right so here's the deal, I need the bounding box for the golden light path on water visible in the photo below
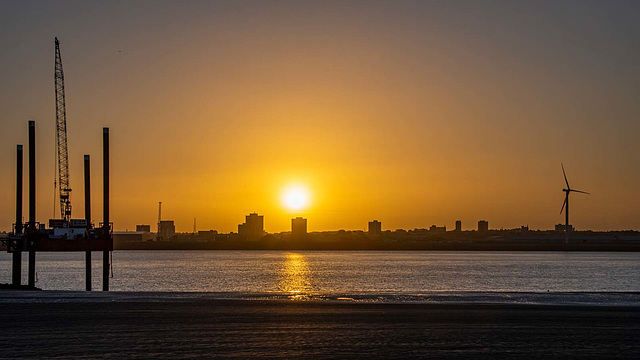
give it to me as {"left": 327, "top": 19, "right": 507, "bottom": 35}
{"left": 277, "top": 253, "right": 314, "bottom": 300}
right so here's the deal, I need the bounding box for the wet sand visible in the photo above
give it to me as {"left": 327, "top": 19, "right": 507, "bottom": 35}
{"left": 0, "top": 293, "right": 639, "bottom": 359}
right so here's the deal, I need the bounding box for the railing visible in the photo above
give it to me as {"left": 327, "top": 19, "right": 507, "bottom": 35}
{"left": 95, "top": 222, "right": 114, "bottom": 239}
{"left": 11, "top": 222, "right": 43, "bottom": 234}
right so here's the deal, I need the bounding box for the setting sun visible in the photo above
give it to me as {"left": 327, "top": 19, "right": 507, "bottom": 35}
{"left": 282, "top": 185, "right": 310, "bottom": 211}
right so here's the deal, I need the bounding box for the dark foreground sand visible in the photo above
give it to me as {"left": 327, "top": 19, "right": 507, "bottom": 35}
{"left": 0, "top": 293, "right": 639, "bottom": 359}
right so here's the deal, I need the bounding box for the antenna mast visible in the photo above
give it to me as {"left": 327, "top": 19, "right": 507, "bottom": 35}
{"left": 157, "top": 202, "right": 162, "bottom": 240}
{"left": 54, "top": 37, "right": 72, "bottom": 221}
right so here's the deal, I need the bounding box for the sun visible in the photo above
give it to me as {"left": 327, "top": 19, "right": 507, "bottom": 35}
{"left": 282, "top": 185, "right": 310, "bottom": 211}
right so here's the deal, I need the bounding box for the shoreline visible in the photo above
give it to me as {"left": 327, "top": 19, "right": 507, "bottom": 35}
{"left": 1, "top": 290, "right": 640, "bottom": 307}
{"left": 111, "top": 243, "right": 640, "bottom": 251}
{"left": 1, "top": 291, "right": 639, "bottom": 358}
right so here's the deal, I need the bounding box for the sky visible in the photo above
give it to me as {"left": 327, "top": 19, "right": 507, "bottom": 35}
{"left": 1, "top": 0, "right": 639, "bottom": 233}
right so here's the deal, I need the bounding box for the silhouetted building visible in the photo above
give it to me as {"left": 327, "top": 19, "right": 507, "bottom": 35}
{"left": 113, "top": 231, "right": 155, "bottom": 247}
{"left": 292, "top": 217, "right": 307, "bottom": 238}
{"left": 455, "top": 220, "right": 462, "bottom": 232}
{"left": 555, "top": 224, "right": 573, "bottom": 233}
{"left": 196, "top": 230, "right": 217, "bottom": 241}
{"left": 368, "top": 220, "right": 382, "bottom": 235}
{"left": 478, "top": 220, "right": 489, "bottom": 233}
{"left": 430, "top": 225, "right": 446, "bottom": 233}
{"left": 136, "top": 224, "right": 151, "bottom": 233}
{"left": 238, "top": 213, "right": 264, "bottom": 241}
{"left": 158, "top": 220, "right": 175, "bottom": 240}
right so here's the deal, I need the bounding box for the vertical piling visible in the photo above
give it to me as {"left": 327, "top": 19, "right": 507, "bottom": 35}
{"left": 13, "top": 145, "right": 23, "bottom": 286}
{"left": 28, "top": 121, "right": 36, "bottom": 288}
{"left": 102, "top": 128, "right": 110, "bottom": 291}
{"left": 84, "top": 155, "right": 91, "bottom": 291}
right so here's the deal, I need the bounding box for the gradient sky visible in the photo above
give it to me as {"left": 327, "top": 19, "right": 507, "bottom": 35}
{"left": 1, "top": 0, "right": 639, "bottom": 233}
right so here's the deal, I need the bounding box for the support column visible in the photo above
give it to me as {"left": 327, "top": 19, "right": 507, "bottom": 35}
{"left": 84, "top": 155, "right": 91, "bottom": 291}
{"left": 27, "top": 121, "right": 36, "bottom": 288}
{"left": 12, "top": 248, "right": 22, "bottom": 287}
{"left": 85, "top": 253, "right": 91, "bottom": 291}
{"left": 565, "top": 196, "right": 570, "bottom": 245}
{"left": 102, "top": 128, "right": 110, "bottom": 291}
{"left": 13, "top": 144, "right": 23, "bottom": 286}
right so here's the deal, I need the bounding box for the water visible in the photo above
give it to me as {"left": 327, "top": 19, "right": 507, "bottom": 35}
{"left": 1, "top": 250, "right": 639, "bottom": 294}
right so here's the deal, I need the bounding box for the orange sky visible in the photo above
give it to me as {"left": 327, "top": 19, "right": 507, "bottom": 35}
{"left": 1, "top": 1, "right": 639, "bottom": 232}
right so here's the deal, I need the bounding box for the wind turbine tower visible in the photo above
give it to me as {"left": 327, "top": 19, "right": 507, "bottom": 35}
{"left": 560, "top": 164, "right": 589, "bottom": 244}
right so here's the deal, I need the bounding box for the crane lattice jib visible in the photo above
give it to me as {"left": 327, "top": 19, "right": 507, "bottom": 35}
{"left": 54, "top": 37, "right": 71, "bottom": 221}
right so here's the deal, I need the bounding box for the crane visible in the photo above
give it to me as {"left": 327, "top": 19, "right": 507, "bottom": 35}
{"left": 54, "top": 37, "right": 72, "bottom": 221}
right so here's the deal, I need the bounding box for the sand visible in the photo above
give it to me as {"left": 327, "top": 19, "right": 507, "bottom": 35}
{"left": 0, "top": 292, "right": 638, "bottom": 359}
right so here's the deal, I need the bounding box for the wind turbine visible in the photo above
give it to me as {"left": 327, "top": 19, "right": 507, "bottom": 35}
{"left": 560, "top": 164, "right": 589, "bottom": 244}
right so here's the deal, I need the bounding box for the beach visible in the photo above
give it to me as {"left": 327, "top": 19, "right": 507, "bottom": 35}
{"left": 0, "top": 292, "right": 639, "bottom": 359}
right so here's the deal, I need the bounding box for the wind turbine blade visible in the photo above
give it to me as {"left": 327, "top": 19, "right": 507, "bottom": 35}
{"left": 561, "top": 163, "right": 570, "bottom": 188}
{"left": 560, "top": 196, "right": 567, "bottom": 214}
{"left": 571, "top": 189, "right": 590, "bottom": 195}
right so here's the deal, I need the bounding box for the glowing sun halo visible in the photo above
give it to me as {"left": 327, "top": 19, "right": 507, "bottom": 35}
{"left": 282, "top": 185, "right": 310, "bottom": 211}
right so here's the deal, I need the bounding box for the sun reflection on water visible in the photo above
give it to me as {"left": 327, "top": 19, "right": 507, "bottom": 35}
{"left": 277, "top": 253, "right": 314, "bottom": 300}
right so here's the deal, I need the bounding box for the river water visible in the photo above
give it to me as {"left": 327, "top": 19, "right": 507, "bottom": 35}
{"left": 0, "top": 250, "right": 638, "bottom": 294}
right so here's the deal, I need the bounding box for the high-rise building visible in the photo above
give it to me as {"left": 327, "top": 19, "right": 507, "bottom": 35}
{"left": 238, "top": 213, "right": 264, "bottom": 241}
{"left": 368, "top": 220, "right": 382, "bottom": 235}
{"left": 478, "top": 220, "right": 489, "bottom": 233}
{"left": 455, "top": 220, "right": 462, "bottom": 232}
{"left": 158, "top": 220, "right": 175, "bottom": 240}
{"left": 429, "top": 225, "right": 446, "bottom": 233}
{"left": 136, "top": 224, "right": 151, "bottom": 233}
{"left": 292, "top": 217, "right": 307, "bottom": 238}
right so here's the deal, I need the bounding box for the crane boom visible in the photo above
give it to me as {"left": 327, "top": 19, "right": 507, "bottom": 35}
{"left": 54, "top": 37, "right": 72, "bottom": 221}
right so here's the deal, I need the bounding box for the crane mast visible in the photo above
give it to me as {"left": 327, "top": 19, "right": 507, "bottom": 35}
{"left": 54, "top": 37, "right": 72, "bottom": 221}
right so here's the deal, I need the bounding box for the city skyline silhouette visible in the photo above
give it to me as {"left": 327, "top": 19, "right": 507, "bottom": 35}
{"left": 1, "top": 1, "right": 639, "bottom": 233}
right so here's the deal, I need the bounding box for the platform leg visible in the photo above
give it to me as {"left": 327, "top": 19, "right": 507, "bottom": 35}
{"left": 102, "top": 251, "right": 109, "bottom": 291}
{"left": 12, "top": 249, "right": 21, "bottom": 286}
{"left": 86, "top": 251, "right": 91, "bottom": 291}
{"left": 28, "top": 250, "right": 35, "bottom": 288}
